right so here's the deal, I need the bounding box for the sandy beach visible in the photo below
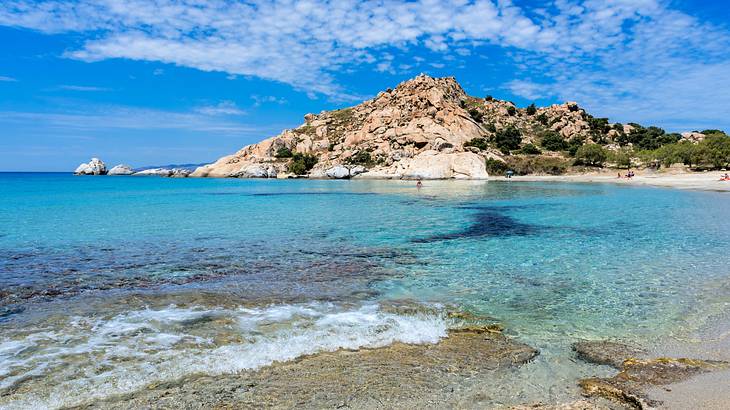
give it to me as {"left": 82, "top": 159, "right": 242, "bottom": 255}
{"left": 507, "top": 170, "right": 730, "bottom": 192}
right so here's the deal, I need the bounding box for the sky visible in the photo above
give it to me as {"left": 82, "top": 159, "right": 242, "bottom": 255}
{"left": 0, "top": 0, "right": 729, "bottom": 171}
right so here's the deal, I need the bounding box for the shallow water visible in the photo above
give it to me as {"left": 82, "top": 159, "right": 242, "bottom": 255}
{"left": 1, "top": 173, "right": 729, "bottom": 408}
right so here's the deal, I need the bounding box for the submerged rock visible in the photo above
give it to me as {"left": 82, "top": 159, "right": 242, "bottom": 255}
{"left": 579, "top": 357, "right": 729, "bottom": 408}
{"left": 74, "top": 158, "right": 107, "bottom": 175}
{"left": 85, "top": 327, "right": 538, "bottom": 409}
{"left": 573, "top": 340, "right": 647, "bottom": 369}
{"left": 107, "top": 164, "right": 134, "bottom": 175}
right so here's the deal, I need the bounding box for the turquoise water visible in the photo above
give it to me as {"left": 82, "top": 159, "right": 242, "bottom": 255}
{"left": 1, "top": 173, "right": 729, "bottom": 408}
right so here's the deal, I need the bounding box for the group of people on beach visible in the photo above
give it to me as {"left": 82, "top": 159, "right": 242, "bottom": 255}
{"left": 720, "top": 173, "right": 730, "bottom": 181}
{"left": 617, "top": 170, "right": 635, "bottom": 179}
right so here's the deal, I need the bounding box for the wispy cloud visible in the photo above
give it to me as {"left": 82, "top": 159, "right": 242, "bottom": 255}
{"left": 251, "top": 95, "right": 287, "bottom": 107}
{"left": 0, "top": 75, "right": 17, "bottom": 82}
{"left": 195, "top": 100, "right": 246, "bottom": 116}
{"left": 58, "top": 84, "right": 110, "bottom": 91}
{"left": 0, "top": 105, "right": 262, "bottom": 134}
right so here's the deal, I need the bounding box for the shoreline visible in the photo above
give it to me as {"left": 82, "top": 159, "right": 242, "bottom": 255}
{"left": 496, "top": 170, "right": 730, "bottom": 192}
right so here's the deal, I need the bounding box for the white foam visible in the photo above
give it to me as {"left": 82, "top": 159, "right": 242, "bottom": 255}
{"left": 0, "top": 302, "right": 448, "bottom": 409}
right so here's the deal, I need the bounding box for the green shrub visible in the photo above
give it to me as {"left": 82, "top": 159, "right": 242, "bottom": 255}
{"left": 485, "top": 123, "right": 497, "bottom": 133}
{"left": 347, "top": 151, "right": 373, "bottom": 165}
{"left": 485, "top": 158, "right": 509, "bottom": 174}
{"left": 505, "top": 156, "right": 570, "bottom": 175}
{"left": 701, "top": 129, "right": 725, "bottom": 135}
{"left": 494, "top": 127, "right": 522, "bottom": 153}
{"left": 536, "top": 113, "right": 549, "bottom": 125}
{"left": 574, "top": 144, "right": 608, "bottom": 166}
{"left": 506, "top": 105, "right": 517, "bottom": 116}
{"left": 464, "top": 137, "right": 489, "bottom": 151}
{"left": 275, "top": 147, "right": 293, "bottom": 158}
{"left": 468, "top": 107, "right": 483, "bottom": 123}
{"left": 518, "top": 143, "right": 541, "bottom": 155}
{"left": 567, "top": 137, "right": 585, "bottom": 157}
{"left": 526, "top": 103, "right": 537, "bottom": 116}
{"left": 616, "top": 124, "right": 681, "bottom": 150}
{"left": 609, "top": 148, "right": 633, "bottom": 169}
{"left": 287, "top": 152, "right": 318, "bottom": 175}
{"left": 540, "top": 131, "right": 568, "bottom": 151}
{"left": 485, "top": 95, "right": 493, "bottom": 101}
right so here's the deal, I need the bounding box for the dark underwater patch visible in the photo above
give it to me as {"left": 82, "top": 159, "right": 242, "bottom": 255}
{"left": 412, "top": 206, "right": 544, "bottom": 243}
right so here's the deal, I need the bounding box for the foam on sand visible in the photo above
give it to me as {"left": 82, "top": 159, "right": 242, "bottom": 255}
{"left": 0, "top": 302, "right": 448, "bottom": 409}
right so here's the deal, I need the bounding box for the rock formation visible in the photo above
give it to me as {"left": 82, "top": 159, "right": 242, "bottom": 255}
{"left": 133, "top": 168, "right": 191, "bottom": 177}
{"left": 192, "top": 74, "right": 629, "bottom": 180}
{"left": 74, "top": 158, "right": 107, "bottom": 175}
{"left": 107, "top": 164, "right": 134, "bottom": 175}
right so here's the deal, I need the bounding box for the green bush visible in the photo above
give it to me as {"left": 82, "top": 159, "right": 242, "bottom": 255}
{"left": 574, "top": 144, "right": 608, "bottom": 167}
{"left": 485, "top": 158, "right": 509, "bottom": 174}
{"left": 464, "top": 137, "right": 489, "bottom": 151}
{"left": 485, "top": 95, "right": 493, "bottom": 101}
{"left": 275, "top": 147, "right": 293, "bottom": 158}
{"left": 609, "top": 148, "right": 633, "bottom": 169}
{"left": 485, "top": 123, "right": 497, "bottom": 133}
{"left": 518, "top": 143, "right": 541, "bottom": 155}
{"left": 347, "top": 151, "right": 373, "bottom": 165}
{"left": 467, "top": 108, "right": 483, "bottom": 123}
{"left": 287, "top": 152, "right": 318, "bottom": 175}
{"left": 616, "top": 124, "right": 681, "bottom": 150}
{"left": 567, "top": 137, "right": 585, "bottom": 157}
{"left": 505, "top": 156, "right": 570, "bottom": 175}
{"left": 494, "top": 127, "right": 522, "bottom": 153}
{"left": 536, "top": 113, "right": 549, "bottom": 125}
{"left": 506, "top": 105, "right": 517, "bottom": 116}
{"left": 526, "top": 103, "right": 537, "bottom": 116}
{"left": 540, "top": 131, "right": 568, "bottom": 151}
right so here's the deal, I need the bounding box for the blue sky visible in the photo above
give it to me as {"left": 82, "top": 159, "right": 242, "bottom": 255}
{"left": 1, "top": 0, "right": 729, "bottom": 171}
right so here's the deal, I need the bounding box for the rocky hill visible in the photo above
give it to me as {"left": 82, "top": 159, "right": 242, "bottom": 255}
{"left": 190, "top": 74, "right": 680, "bottom": 179}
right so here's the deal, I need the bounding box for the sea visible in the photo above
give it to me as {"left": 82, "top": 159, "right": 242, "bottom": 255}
{"left": 1, "top": 173, "right": 729, "bottom": 408}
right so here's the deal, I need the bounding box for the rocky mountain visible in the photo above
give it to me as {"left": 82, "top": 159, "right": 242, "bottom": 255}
{"left": 190, "top": 74, "right": 637, "bottom": 180}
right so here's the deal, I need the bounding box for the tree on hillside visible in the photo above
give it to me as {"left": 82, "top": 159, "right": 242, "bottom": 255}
{"left": 574, "top": 144, "right": 608, "bottom": 166}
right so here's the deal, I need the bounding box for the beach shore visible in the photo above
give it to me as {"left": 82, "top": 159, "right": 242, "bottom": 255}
{"left": 506, "top": 170, "right": 730, "bottom": 192}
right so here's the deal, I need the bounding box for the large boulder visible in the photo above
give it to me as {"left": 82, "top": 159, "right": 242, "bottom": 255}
{"left": 74, "top": 158, "right": 107, "bottom": 175}
{"left": 401, "top": 151, "right": 488, "bottom": 180}
{"left": 325, "top": 165, "right": 351, "bottom": 179}
{"left": 107, "top": 164, "right": 134, "bottom": 175}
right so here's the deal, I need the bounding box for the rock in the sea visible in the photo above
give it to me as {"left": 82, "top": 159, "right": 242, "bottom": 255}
{"left": 169, "top": 168, "right": 191, "bottom": 178}
{"left": 579, "top": 357, "right": 729, "bottom": 408}
{"left": 107, "top": 164, "right": 134, "bottom": 175}
{"left": 85, "top": 326, "right": 538, "bottom": 409}
{"left": 133, "top": 168, "right": 173, "bottom": 177}
{"left": 572, "top": 340, "right": 647, "bottom": 369}
{"left": 74, "top": 158, "right": 107, "bottom": 175}
{"left": 237, "top": 164, "right": 269, "bottom": 178}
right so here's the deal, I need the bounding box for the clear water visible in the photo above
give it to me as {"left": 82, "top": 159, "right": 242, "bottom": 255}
{"left": 1, "top": 173, "right": 729, "bottom": 408}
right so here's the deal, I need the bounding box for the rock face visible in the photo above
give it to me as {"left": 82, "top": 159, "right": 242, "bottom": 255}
{"left": 107, "top": 164, "right": 134, "bottom": 175}
{"left": 74, "top": 158, "right": 107, "bottom": 175}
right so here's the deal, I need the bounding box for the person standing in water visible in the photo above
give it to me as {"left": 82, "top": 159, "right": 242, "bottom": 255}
{"left": 416, "top": 179, "right": 423, "bottom": 189}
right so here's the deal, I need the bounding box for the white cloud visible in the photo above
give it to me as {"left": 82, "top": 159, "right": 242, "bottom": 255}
{"left": 58, "top": 84, "right": 110, "bottom": 91}
{"left": 194, "top": 100, "right": 246, "bottom": 116}
{"left": 0, "top": 105, "right": 262, "bottom": 134}
{"left": 0, "top": 0, "right": 729, "bottom": 129}
{"left": 251, "top": 95, "right": 287, "bottom": 107}
{"left": 152, "top": 68, "right": 164, "bottom": 75}
{"left": 0, "top": 75, "right": 18, "bottom": 82}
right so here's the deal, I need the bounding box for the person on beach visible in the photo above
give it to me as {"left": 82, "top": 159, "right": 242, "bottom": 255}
{"left": 617, "top": 172, "right": 622, "bottom": 178}
{"left": 416, "top": 179, "right": 423, "bottom": 188}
